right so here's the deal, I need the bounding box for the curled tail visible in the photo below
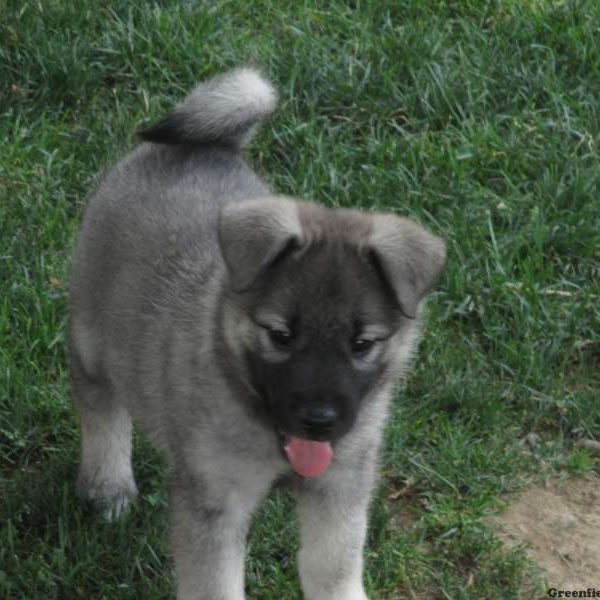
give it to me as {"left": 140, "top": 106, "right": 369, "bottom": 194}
{"left": 138, "top": 68, "right": 278, "bottom": 148}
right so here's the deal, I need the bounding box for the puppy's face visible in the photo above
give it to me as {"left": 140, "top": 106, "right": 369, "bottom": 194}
{"left": 219, "top": 198, "right": 445, "bottom": 474}
{"left": 242, "top": 239, "right": 404, "bottom": 444}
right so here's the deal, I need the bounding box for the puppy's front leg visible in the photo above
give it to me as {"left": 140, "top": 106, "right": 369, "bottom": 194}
{"left": 295, "top": 469, "right": 374, "bottom": 600}
{"left": 168, "top": 471, "right": 265, "bottom": 600}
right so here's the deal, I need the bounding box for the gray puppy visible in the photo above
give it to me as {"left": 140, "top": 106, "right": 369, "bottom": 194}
{"left": 69, "top": 68, "right": 445, "bottom": 600}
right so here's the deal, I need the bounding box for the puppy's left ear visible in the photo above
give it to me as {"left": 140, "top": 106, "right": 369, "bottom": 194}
{"left": 219, "top": 197, "right": 302, "bottom": 292}
{"left": 367, "top": 215, "right": 446, "bottom": 318}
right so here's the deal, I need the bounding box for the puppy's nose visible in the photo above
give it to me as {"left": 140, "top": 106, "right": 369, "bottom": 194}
{"left": 301, "top": 406, "right": 338, "bottom": 429}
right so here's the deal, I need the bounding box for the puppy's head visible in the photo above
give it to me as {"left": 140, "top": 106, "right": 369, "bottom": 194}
{"left": 219, "top": 197, "right": 445, "bottom": 476}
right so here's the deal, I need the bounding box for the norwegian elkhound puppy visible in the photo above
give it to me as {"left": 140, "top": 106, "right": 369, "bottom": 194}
{"left": 69, "top": 67, "right": 445, "bottom": 600}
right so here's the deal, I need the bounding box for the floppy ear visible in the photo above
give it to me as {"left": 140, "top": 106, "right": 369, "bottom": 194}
{"left": 218, "top": 197, "right": 302, "bottom": 292}
{"left": 367, "top": 215, "right": 446, "bottom": 318}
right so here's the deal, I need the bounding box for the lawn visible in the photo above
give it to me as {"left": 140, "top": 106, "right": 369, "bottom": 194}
{"left": 1, "top": 0, "right": 599, "bottom": 598}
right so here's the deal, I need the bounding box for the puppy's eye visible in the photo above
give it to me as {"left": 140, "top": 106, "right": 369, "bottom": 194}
{"left": 350, "top": 338, "right": 376, "bottom": 355}
{"left": 268, "top": 329, "right": 293, "bottom": 347}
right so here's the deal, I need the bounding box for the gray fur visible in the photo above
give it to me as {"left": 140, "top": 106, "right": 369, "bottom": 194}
{"left": 138, "top": 67, "right": 278, "bottom": 147}
{"left": 70, "top": 67, "right": 445, "bottom": 600}
{"left": 219, "top": 196, "right": 302, "bottom": 291}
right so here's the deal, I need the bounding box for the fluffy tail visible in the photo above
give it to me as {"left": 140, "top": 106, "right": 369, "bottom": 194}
{"left": 138, "top": 68, "right": 278, "bottom": 148}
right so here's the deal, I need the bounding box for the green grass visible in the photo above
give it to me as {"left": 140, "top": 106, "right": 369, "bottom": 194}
{"left": 1, "top": 0, "right": 599, "bottom": 598}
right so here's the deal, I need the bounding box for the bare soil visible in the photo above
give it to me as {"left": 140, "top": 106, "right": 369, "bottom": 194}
{"left": 486, "top": 473, "right": 600, "bottom": 590}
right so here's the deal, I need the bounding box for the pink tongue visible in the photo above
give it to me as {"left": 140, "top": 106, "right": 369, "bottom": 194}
{"left": 284, "top": 436, "right": 333, "bottom": 478}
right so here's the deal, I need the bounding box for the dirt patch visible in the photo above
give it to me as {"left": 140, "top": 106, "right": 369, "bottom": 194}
{"left": 486, "top": 474, "right": 600, "bottom": 589}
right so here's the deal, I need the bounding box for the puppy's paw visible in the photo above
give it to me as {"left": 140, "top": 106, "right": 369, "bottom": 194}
{"left": 99, "top": 487, "right": 138, "bottom": 522}
{"left": 77, "top": 477, "right": 138, "bottom": 521}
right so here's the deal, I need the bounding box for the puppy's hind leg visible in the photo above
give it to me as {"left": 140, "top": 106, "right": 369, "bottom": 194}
{"left": 72, "top": 361, "right": 138, "bottom": 520}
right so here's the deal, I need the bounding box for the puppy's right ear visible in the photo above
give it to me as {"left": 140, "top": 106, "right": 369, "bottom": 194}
{"left": 219, "top": 197, "right": 302, "bottom": 292}
{"left": 367, "top": 215, "right": 446, "bottom": 319}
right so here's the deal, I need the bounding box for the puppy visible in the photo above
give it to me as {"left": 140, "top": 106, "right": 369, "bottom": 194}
{"left": 69, "top": 68, "right": 445, "bottom": 600}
